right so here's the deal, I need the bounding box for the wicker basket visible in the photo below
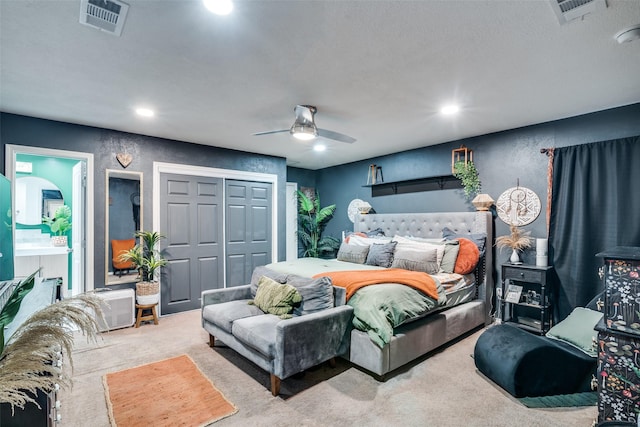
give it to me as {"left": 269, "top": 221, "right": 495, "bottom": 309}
{"left": 136, "top": 282, "right": 160, "bottom": 305}
{"left": 136, "top": 281, "right": 159, "bottom": 296}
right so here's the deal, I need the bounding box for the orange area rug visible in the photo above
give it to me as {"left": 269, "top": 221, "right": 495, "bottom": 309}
{"left": 103, "top": 354, "right": 237, "bottom": 427}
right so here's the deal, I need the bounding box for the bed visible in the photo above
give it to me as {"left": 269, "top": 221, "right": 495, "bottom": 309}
{"left": 266, "top": 211, "right": 493, "bottom": 378}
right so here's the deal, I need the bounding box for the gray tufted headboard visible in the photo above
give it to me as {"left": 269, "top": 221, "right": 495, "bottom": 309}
{"left": 354, "top": 211, "right": 494, "bottom": 323}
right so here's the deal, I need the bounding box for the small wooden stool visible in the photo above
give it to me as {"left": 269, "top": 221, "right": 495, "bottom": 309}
{"left": 135, "top": 303, "right": 159, "bottom": 328}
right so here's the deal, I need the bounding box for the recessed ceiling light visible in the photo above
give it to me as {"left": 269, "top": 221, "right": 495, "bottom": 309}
{"left": 313, "top": 143, "right": 326, "bottom": 152}
{"left": 440, "top": 105, "right": 460, "bottom": 115}
{"left": 203, "top": 0, "right": 233, "bottom": 15}
{"left": 135, "top": 108, "right": 154, "bottom": 117}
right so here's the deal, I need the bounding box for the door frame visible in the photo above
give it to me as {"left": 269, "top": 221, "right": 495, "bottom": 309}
{"left": 286, "top": 182, "right": 298, "bottom": 261}
{"left": 5, "top": 144, "right": 95, "bottom": 294}
{"left": 153, "top": 162, "right": 278, "bottom": 303}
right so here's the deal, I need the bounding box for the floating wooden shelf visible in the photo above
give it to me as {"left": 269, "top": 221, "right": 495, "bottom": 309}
{"left": 363, "top": 175, "right": 461, "bottom": 197}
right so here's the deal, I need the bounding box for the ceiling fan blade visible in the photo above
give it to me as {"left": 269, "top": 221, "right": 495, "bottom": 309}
{"left": 252, "top": 129, "right": 290, "bottom": 136}
{"left": 317, "top": 128, "right": 356, "bottom": 144}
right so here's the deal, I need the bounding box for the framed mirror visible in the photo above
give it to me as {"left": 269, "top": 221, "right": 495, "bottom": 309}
{"left": 105, "top": 170, "right": 142, "bottom": 286}
{"left": 15, "top": 176, "right": 64, "bottom": 225}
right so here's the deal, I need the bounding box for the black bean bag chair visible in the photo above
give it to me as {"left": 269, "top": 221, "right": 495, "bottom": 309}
{"left": 474, "top": 323, "right": 596, "bottom": 397}
{"left": 474, "top": 295, "right": 602, "bottom": 398}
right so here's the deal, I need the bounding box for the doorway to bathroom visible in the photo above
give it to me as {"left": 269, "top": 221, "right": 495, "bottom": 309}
{"left": 5, "top": 145, "right": 94, "bottom": 296}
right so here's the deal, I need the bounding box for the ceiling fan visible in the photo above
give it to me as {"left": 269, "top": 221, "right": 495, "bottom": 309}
{"left": 253, "top": 105, "right": 356, "bottom": 144}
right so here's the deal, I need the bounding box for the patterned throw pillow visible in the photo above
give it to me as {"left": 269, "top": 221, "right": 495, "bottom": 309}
{"left": 365, "top": 241, "right": 397, "bottom": 268}
{"left": 249, "top": 276, "right": 302, "bottom": 319}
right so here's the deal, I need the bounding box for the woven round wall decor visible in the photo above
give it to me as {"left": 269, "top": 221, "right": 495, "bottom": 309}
{"left": 496, "top": 186, "right": 541, "bottom": 226}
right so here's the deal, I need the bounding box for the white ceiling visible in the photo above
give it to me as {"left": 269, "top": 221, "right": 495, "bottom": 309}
{"left": 1, "top": 0, "right": 639, "bottom": 170}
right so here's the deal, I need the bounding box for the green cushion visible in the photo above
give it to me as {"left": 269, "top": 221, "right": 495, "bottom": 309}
{"left": 546, "top": 307, "right": 603, "bottom": 357}
{"left": 249, "top": 276, "right": 302, "bottom": 319}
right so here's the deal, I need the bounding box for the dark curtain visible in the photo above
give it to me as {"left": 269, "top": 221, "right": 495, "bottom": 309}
{"left": 549, "top": 136, "right": 640, "bottom": 321}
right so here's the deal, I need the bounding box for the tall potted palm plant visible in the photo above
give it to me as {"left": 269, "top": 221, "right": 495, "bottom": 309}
{"left": 296, "top": 190, "right": 340, "bottom": 258}
{"left": 119, "top": 230, "right": 167, "bottom": 305}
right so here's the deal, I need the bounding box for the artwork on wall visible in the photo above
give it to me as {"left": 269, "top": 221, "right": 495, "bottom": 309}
{"left": 116, "top": 153, "right": 133, "bottom": 168}
{"left": 496, "top": 185, "right": 541, "bottom": 226}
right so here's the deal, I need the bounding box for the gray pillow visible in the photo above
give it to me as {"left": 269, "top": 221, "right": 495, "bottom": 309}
{"left": 285, "top": 274, "right": 334, "bottom": 316}
{"left": 366, "top": 241, "right": 397, "bottom": 268}
{"left": 337, "top": 242, "right": 370, "bottom": 264}
{"left": 442, "top": 227, "right": 487, "bottom": 257}
{"left": 439, "top": 241, "right": 461, "bottom": 274}
{"left": 391, "top": 247, "right": 439, "bottom": 274}
{"left": 250, "top": 266, "right": 288, "bottom": 298}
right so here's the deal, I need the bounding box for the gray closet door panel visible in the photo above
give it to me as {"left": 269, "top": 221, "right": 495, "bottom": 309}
{"left": 166, "top": 203, "right": 190, "bottom": 246}
{"left": 225, "top": 180, "right": 272, "bottom": 287}
{"left": 251, "top": 205, "right": 268, "bottom": 242}
{"left": 160, "top": 173, "right": 223, "bottom": 314}
{"left": 197, "top": 204, "right": 219, "bottom": 245}
{"left": 166, "top": 258, "right": 190, "bottom": 302}
{"left": 226, "top": 204, "right": 246, "bottom": 243}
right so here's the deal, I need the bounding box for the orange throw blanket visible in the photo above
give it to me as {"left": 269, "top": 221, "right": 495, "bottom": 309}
{"left": 313, "top": 269, "right": 439, "bottom": 301}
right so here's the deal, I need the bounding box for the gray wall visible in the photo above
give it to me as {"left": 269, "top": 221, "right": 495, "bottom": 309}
{"left": 292, "top": 103, "right": 640, "bottom": 284}
{"left": 1, "top": 113, "right": 288, "bottom": 289}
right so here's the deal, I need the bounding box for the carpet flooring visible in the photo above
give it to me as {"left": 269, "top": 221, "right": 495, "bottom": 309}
{"left": 60, "top": 309, "right": 597, "bottom": 426}
{"left": 103, "top": 354, "right": 237, "bottom": 426}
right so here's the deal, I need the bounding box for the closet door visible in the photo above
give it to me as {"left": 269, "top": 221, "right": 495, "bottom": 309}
{"left": 225, "top": 180, "right": 272, "bottom": 287}
{"left": 160, "top": 173, "right": 223, "bottom": 314}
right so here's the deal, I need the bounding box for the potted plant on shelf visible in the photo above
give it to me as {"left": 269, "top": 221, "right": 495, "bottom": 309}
{"left": 296, "top": 190, "right": 341, "bottom": 258}
{"left": 495, "top": 224, "right": 533, "bottom": 264}
{"left": 453, "top": 160, "right": 481, "bottom": 199}
{"left": 42, "top": 205, "right": 72, "bottom": 247}
{"left": 118, "top": 230, "right": 167, "bottom": 305}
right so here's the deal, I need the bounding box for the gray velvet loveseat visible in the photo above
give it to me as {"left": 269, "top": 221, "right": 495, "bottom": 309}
{"left": 201, "top": 267, "right": 353, "bottom": 396}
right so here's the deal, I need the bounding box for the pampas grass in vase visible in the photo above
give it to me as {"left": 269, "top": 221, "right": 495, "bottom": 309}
{"left": 496, "top": 224, "right": 533, "bottom": 264}
{"left": 0, "top": 273, "right": 103, "bottom": 412}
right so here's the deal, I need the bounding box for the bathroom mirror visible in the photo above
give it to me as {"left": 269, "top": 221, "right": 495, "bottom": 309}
{"left": 105, "top": 170, "right": 142, "bottom": 286}
{"left": 15, "top": 176, "right": 64, "bottom": 225}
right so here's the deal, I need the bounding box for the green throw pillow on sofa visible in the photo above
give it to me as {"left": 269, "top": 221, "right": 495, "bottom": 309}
{"left": 545, "top": 307, "right": 603, "bottom": 357}
{"left": 249, "top": 276, "right": 302, "bottom": 319}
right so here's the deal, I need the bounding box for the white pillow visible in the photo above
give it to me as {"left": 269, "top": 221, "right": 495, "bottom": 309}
{"left": 348, "top": 235, "right": 392, "bottom": 247}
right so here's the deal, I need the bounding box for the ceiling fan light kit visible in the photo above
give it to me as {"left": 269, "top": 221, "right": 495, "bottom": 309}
{"left": 254, "top": 105, "right": 356, "bottom": 144}
{"left": 291, "top": 123, "right": 317, "bottom": 140}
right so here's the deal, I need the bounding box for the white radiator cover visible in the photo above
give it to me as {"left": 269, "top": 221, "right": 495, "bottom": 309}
{"left": 96, "top": 288, "right": 135, "bottom": 332}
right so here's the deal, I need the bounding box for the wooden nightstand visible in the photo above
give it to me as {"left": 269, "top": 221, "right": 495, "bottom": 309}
{"left": 499, "top": 263, "right": 555, "bottom": 335}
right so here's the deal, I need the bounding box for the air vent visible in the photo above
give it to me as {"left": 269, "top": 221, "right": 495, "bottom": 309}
{"left": 79, "top": 0, "right": 129, "bottom": 36}
{"left": 550, "top": 0, "right": 607, "bottom": 25}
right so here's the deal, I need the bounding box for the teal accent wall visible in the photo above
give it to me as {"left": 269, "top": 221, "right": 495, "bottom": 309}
{"left": 15, "top": 154, "right": 80, "bottom": 290}
{"left": 15, "top": 154, "right": 79, "bottom": 234}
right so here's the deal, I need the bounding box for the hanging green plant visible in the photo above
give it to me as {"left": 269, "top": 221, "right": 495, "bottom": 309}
{"left": 453, "top": 160, "right": 481, "bottom": 199}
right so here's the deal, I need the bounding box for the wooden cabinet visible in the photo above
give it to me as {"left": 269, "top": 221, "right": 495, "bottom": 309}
{"left": 499, "top": 263, "right": 555, "bottom": 335}
{"left": 595, "top": 246, "right": 640, "bottom": 424}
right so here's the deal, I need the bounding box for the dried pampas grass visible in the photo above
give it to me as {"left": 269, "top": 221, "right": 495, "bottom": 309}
{"left": 496, "top": 224, "right": 533, "bottom": 251}
{"left": 0, "top": 293, "right": 103, "bottom": 411}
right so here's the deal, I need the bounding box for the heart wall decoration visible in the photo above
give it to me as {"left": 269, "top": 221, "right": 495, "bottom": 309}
{"left": 116, "top": 153, "right": 133, "bottom": 168}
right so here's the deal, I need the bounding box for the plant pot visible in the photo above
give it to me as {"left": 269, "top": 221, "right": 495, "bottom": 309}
{"left": 51, "top": 235, "right": 68, "bottom": 247}
{"left": 136, "top": 281, "right": 160, "bottom": 305}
